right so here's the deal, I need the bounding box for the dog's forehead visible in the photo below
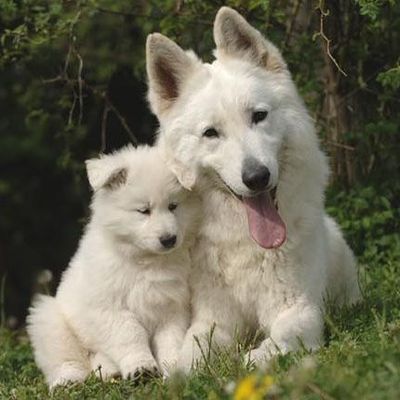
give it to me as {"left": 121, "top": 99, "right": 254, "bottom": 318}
{"left": 210, "top": 62, "right": 252, "bottom": 93}
{"left": 125, "top": 165, "right": 183, "bottom": 202}
{"left": 190, "top": 61, "right": 268, "bottom": 110}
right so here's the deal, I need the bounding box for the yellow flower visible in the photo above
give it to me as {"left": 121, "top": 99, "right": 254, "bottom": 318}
{"left": 234, "top": 374, "right": 274, "bottom": 400}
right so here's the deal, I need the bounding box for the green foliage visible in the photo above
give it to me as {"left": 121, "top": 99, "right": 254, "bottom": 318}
{"left": 0, "top": 1, "right": 78, "bottom": 65}
{"left": 327, "top": 184, "right": 400, "bottom": 265}
{"left": 377, "top": 65, "right": 400, "bottom": 91}
{"left": 355, "top": 0, "right": 383, "bottom": 20}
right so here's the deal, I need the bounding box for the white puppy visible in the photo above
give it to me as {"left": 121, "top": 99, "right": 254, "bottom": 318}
{"left": 27, "top": 145, "right": 200, "bottom": 388}
{"left": 146, "top": 7, "right": 361, "bottom": 371}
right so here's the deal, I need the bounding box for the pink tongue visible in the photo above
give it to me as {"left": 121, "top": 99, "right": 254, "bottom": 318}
{"left": 243, "top": 192, "right": 286, "bottom": 249}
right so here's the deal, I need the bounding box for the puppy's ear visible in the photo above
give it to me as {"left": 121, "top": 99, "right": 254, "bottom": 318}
{"left": 86, "top": 158, "right": 127, "bottom": 191}
{"left": 146, "top": 33, "right": 200, "bottom": 118}
{"left": 169, "top": 160, "right": 197, "bottom": 191}
{"left": 213, "top": 7, "right": 286, "bottom": 73}
{"left": 158, "top": 136, "right": 198, "bottom": 191}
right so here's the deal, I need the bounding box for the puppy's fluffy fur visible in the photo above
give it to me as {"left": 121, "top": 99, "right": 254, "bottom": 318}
{"left": 146, "top": 7, "right": 361, "bottom": 371}
{"left": 27, "top": 145, "right": 200, "bottom": 387}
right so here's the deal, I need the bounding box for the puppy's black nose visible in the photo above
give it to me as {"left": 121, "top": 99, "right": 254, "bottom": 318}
{"left": 159, "top": 234, "right": 177, "bottom": 249}
{"left": 242, "top": 159, "right": 270, "bottom": 191}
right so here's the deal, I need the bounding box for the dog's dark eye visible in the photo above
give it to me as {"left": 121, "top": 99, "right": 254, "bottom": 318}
{"left": 168, "top": 202, "right": 178, "bottom": 212}
{"left": 137, "top": 207, "right": 151, "bottom": 215}
{"left": 252, "top": 110, "right": 268, "bottom": 124}
{"left": 203, "top": 128, "right": 219, "bottom": 138}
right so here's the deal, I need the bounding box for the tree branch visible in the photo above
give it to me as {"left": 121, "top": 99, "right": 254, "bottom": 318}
{"left": 42, "top": 75, "right": 138, "bottom": 146}
{"left": 314, "top": 0, "right": 347, "bottom": 77}
{"left": 284, "top": 0, "right": 303, "bottom": 48}
{"left": 101, "top": 103, "right": 110, "bottom": 153}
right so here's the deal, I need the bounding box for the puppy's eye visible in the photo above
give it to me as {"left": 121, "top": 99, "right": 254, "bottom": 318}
{"left": 168, "top": 202, "right": 178, "bottom": 212}
{"left": 137, "top": 208, "right": 151, "bottom": 215}
{"left": 252, "top": 110, "right": 268, "bottom": 124}
{"left": 202, "top": 128, "right": 219, "bottom": 138}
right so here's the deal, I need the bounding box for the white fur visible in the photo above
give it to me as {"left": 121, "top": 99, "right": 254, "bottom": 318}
{"left": 146, "top": 7, "right": 361, "bottom": 371}
{"left": 27, "top": 145, "right": 200, "bottom": 387}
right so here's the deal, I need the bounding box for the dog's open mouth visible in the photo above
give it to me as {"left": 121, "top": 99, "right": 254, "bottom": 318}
{"left": 228, "top": 187, "right": 278, "bottom": 206}
{"left": 242, "top": 188, "right": 286, "bottom": 249}
{"left": 222, "top": 181, "right": 286, "bottom": 249}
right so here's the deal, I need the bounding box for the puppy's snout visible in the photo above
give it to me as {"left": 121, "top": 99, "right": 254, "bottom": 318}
{"left": 159, "top": 234, "right": 177, "bottom": 249}
{"left": 242, "top": 159, "right": 270, "bottom": 191}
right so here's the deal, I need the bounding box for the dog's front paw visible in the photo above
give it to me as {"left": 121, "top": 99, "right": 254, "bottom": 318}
{"left": 91, "top": 352, "right": 120, "bottom": 380}
{"left": 246, "top": 338, "right": 281, "bottom": 367}
{"left": 177, "top": 349, "right": 196, "bottom": 375}
{"left": 50, "top": 361, "right": 88, "bottom": 389}
{"left": 177, "top": 338, "right": 207, "bottom": 374}
{"left": 131, "top": 365, "right": 161, "bottom": 383}
{"left": 120, "top": 357, "right": 160, "bottom": 382}
{"left": 158, "top": 358, "right": 179, "bottom": 378}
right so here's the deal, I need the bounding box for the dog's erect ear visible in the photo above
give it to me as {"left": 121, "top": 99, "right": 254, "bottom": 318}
{"left": 86, "top": 158, "right": 127, "bottom": 191}
{"left": 146, "top": 33, "right": 200, "bottom": 117}
{"left": 213, "top": 7, "right": 286, "bottom": 73}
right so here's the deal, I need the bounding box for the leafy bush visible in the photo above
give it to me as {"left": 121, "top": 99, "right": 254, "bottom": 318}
{"left": 327, "top": 184, "right": 400, "bottom": 265}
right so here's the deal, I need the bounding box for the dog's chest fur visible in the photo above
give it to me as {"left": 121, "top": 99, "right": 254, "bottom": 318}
{"left": 60, "top": 243, "right": 191, "bottom": 336}
{"left": 124, "top": 254, "right": 190, "bottom": 328}
{"left": 194, "top": 189, "right": 296, "bottom": 323}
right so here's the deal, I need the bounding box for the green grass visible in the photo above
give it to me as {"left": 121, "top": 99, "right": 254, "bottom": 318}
{"left": 1, "top": 258, "right": 399, "bottom": 399}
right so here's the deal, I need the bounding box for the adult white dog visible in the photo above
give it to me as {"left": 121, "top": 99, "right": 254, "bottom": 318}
{"left": 146, "top": 7, "right": 361, "bottom": 371}
{"left": 27, "top": 145, "right": 200, "bottom": 387}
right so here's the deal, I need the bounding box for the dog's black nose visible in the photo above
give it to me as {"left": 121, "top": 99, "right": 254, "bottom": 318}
{"left": 159, "top": 234, "right": 177, "bottom": 249}
{"left": 242, "top": 159, "right": 270, "bottom": 191}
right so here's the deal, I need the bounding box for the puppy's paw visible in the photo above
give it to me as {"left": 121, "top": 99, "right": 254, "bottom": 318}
{"left": 246, "top": 338, "right": 281, "bottom": 367}
{"left": 91, "top": 352, "right": 120, "bottom": 380}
